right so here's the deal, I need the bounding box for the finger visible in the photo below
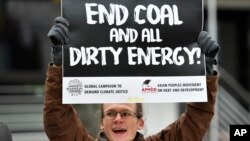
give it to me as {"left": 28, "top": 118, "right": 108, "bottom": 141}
{"left": 47, "top": 26, "right": 61, "bottom": 44}
{"left": 200, "top": 35, "right": 212, "bottom": 53}
{"left": 55, "top": 17, "right": 69, "bottom": 27}
{"left": 206, "top": 40, "right": 216, "bottom": 53}
{"left": 207, "top": 42, "right": 220, "bottom": 58}
{"left": 54, "top": 23, "right": 69, "bottom": 39}
{"left": 198, "top": 31, "right": 208, "bottom": 43}
{"left": 49, "top": 23, "right": 69, "bottom": 44}
{"left": 54, "top": 28, "right": 67, "bottom": 44}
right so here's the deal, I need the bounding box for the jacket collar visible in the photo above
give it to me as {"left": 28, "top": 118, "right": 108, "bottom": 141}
{"left": 97, "top": 131, "right": 144, "bottom": 141}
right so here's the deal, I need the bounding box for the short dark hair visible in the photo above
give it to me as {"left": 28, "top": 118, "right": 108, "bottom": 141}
{"left": 100, "top": 103, "right": 143, "bottom": 119}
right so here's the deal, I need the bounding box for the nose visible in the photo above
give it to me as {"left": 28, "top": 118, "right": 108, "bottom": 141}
{"left": 113, "top": 113, "right": 123, "bottom": 123}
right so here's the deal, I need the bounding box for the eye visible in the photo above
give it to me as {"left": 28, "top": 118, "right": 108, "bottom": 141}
{"left": 105, "top": 111, "right": 117, "bottom": 117}
{"left": 121, "top": 111, "right": 132, "bottom": 117}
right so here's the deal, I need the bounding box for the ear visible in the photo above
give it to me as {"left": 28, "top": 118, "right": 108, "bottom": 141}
{"left": 137, "top": 119, "right": 144, "bottom": 130}
{"left": 99, "top": 120, "right": 104, "bottom": 130}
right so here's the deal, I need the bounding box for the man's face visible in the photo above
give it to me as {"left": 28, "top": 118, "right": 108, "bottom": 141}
{"left": 100, "top": 103, "right": 144, "bottom": 141}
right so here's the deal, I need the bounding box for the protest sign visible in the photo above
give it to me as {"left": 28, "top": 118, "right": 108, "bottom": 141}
{"left": 62, "top": 0, "right": 207, "bottom": 103}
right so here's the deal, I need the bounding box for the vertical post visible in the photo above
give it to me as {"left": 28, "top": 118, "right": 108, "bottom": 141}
{"left": 207, "top": 0, "right": 219, "bottom": 141}
{"left": 208, "top": 0, "right": 218, "bottom": 40}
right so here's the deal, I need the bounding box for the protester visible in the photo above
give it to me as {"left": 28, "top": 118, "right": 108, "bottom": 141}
{"left": 43, "top": 17, "right": 219, "bottom": 141}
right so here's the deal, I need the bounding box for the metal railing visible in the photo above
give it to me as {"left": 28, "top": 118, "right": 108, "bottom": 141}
{"left": 0, "top": 85, "right": 44, "bottom": 133}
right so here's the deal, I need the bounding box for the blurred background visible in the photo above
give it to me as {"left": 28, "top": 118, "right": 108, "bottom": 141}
{"left": 0, "top": 0, "right": 250, "bottom": 141}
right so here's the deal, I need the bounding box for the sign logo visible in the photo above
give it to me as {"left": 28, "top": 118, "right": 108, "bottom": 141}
{"left": 141, "top": 79, "right": 157, "bottom": 93}
{"left": 230, "top": 125, "right": 250, "bottom": 141}
{"left": 67, "top": 79, "right": 83, "bottom": 96}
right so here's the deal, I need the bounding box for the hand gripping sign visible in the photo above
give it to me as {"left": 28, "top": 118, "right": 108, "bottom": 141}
{"left": 61, "top": 0, "right": 206, "bottom": 104}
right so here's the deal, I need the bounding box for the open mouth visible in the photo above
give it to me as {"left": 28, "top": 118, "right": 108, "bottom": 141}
{"left": 112, "top": 128, "right": 127, "bottom": 134}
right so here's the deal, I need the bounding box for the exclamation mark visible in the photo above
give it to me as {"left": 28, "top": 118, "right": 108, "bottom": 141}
{"left": 196, "top": 48, "right": 201, "bottom": 64}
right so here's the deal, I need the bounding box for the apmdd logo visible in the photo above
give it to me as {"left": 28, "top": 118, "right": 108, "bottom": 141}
{"left": 141, "top": 79, "right": 157, "bottom": 93}
{"left": 67, "top": 79, "right": 83, "bottom": 96}
{"left": 230, "top": 125, "right": 250, "bottom": 141}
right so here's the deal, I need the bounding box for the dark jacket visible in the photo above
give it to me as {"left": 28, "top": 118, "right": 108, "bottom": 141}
{"left": 43, "top": 65, "right": 218, "bottom": 141}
